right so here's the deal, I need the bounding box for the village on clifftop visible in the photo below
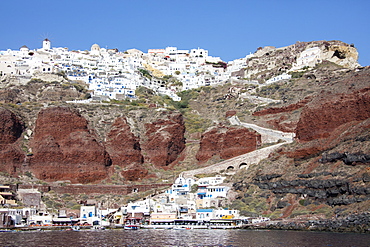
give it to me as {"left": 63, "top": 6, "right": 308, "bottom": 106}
{"left": 0, "top": 39, "right": 307, "bottom": 103}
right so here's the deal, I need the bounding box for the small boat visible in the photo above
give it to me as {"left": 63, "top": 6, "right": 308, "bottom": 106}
{"left": 92, "top": 225, "right": 105, "bottom": 230}
{"left": 124, "top": 225, "right": 138, "bottom": 230}
{"left": 173, "top": 226, "right": 191, "bottom": 230}
{"left": 67, "top": 225, "right": 80, "bottom": 231}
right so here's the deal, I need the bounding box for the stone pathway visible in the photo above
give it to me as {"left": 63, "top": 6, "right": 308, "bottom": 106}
{"left": 182, "top": 117, "right": 295, "bottom": 178}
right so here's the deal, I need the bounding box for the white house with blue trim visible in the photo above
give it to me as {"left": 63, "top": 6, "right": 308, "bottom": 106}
{"left": 196, "top": 209, "right": 214, "bottom": 221}
{"left": 165, "top": 175, "right": 195, "bottom": 199}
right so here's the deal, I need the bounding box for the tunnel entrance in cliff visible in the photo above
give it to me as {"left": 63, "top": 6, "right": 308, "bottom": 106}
{"left": 239, "top": 163, "right": 248, "bottom": 169}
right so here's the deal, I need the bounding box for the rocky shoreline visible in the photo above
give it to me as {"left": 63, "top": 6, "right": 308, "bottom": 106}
{"left": 245, "top": 212, "right": 370, "bottom": 233}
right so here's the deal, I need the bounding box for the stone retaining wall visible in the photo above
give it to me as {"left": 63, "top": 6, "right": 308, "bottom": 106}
{"left": 183, "top": 142, "right": 287, "bottom": 178}
{"left": 17, "top": 183, "right": 171, "bottom": 195}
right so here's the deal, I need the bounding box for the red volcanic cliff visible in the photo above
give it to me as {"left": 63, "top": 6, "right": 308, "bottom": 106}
{"left": 142, "top": 113, "right": 186, "bottom": 167}
{"left": 253, "top": 96, "right": 313, "bottom": 116}
{"left": 0, "top": 107, "right": 25, "bottom": 174}
{"left": 196, "top": 125, "right": 261, "bottom": 162}
{"left": 120, "top": 168, "right": 148, "bottom": 181}
{"left": 0, "top": 107, "right": 24, "bottom": 144}
{"left": 295, "top": 88, "right": 370, "bottom": 142}
{"left": 29, "top": 107, "right": 112, "bottom": 183}
{"left": 252, "top": 96, "right": 313, "bottom": 133}
{"left": 105, "top": 117, "right": 146, "bottom": 181}
{"left": 105, "top": 117, "right": 143, "bottom": 167}
{"left": 264, "top": 68, "right": 370, "bottom": 160}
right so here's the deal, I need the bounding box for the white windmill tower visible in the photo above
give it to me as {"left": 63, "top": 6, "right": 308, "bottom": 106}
{"left": 42, "top": 38, "right": 51, "bottom": 50}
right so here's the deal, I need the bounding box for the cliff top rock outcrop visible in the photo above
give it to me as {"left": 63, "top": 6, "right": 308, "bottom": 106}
{"left": 234, "top": 40, "right": 360, "bottom": 82}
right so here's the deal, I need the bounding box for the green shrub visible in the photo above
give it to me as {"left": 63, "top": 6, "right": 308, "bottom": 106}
{"left": 24, "top": 171, "right": 33, "bottom": 178}
{"left": 289, "top": 71, "right": 305, "bottom": 78}
{"left": 184, "top": 112, "right": 212, "bottom": 133}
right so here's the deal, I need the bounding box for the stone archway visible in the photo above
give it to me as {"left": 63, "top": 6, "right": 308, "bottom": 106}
{"left": 226, "top": 166, "right": 235, "bottom": 171}
{"left": 239, "top": 162, "right": 248, "bottom": 169}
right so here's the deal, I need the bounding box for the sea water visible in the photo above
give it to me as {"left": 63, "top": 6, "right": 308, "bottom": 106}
{"left": 0, "top": 229, "right": 369, "bottom": 246}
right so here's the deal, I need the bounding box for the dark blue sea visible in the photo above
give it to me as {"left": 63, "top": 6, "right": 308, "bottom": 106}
{"left": 0, "top": 229, "right": 369, "bottom": 246}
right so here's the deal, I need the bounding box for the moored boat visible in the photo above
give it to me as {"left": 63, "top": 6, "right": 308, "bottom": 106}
{"left": 124, "top": 225, "right": 138, "bottom": 230}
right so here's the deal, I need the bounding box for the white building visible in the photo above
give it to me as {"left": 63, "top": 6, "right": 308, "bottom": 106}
{"left": 205, "top": 185, "right": 229, "bottom": 198}
{"left": 189, "top": 48, "right": 208, "bottom": 58}
{"left": 197, "top": 175, "right": 226, "bottom": 186}
{"left": 42, "top": 38, "right": 51, "bottom": 51}
{"left": 80, "top": 205, "right": 101, "bottom": 225}
{"left": 292, "top": 46, "right": 321, "bottom": 70}
{"left": 213, "top": 209, "right": 239, "bottom": 219}
{"left": 1, "top": 40, "right": 234, "bottom": 101}
{"left": 123, "top": 200, "right": 151, "bottom": 217}
{"left": 90, "top": 44, "right": 101, "bottom": 56}
{"left": 196, "top": 209, "right": 214, "bottom": 221}
{"left": 265, "top": 73, "right": 291, "bottom": 84}
{"left": 29, "top": 211, "right": 53, "bottom": 225}
{"left": 165, "top": 175, "right": 196, "bottom": 199}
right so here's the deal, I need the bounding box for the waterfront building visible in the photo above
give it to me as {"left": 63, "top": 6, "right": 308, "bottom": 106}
{"left": 80, "top": 205, "right": 101, "bottom": 225}
{"left": 0, "top": 209, "right": 15, "bottom": 228}
{"left": 29, "top": 211, "right": 53, "bottom": 225}
{"left": 149, "top": 212, "right": 177, "bottom": 225}
{"left": 196, "top": 209, "right": 214, "bottom": 221}
{"left": 214, "top": 209, "right": 240, "bottom": 219}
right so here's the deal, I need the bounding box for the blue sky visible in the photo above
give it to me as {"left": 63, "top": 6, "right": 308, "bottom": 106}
{"left": 1, "top": 0, "right": 369, "bottom": 65}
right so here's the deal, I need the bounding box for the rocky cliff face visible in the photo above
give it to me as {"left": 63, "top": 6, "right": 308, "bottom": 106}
{"left": 231, "top": 67, "right": 370, "bottom": 219}
{"left": 142, "top": 113, "right": 186, "bottom": 167}
{"left": 105, "top": 117, "right": 143, "bottom": 167}
{"left": 296, "top": 88, "right": 370, "bottom": 142}
{"left": 233, "top": 40, "right": 359, "bottom": 82}
{"left": 0, "top": 77, "right": 84, "bottom": 104}
{"left": 196, "top": 125, "right": 261, "bottom": 163}
{"left": 0, "top": 40, "right": 367, "bottom": 222}
{"left": 0, "top": 107, "right": 25, "bottom": 175}
{"left": 105, "top": 117, "right": 146, "bottom": 181}
{"left": 0, "top": 107, "right": 24, "bottom": 145}
{"left": 29, "top": 106, "right": 112, "bottom": 183}
{"left": 0, "top": 105, "right": 189, "bottom": 183}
